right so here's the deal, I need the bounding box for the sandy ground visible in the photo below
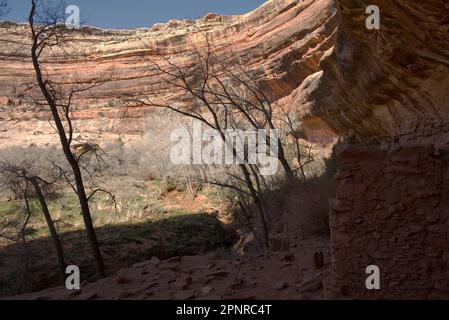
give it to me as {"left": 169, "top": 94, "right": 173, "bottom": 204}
{"left": 8, "top": 235, "right": 330, "bottom": 300}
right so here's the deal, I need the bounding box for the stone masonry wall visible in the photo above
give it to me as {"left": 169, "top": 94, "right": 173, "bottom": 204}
{"left": 327, "top": 144, "right": 449, "bottom": 299}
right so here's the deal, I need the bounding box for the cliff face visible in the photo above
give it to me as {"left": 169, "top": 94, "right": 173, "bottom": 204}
{"left": 0, "top": 0, "right": 448, "bottom": 148}
{"left": 304, "top": 0, "right": 449, "bottom": 142}
{"left": 0, "top": 0, "right": 339, "bottom": 148}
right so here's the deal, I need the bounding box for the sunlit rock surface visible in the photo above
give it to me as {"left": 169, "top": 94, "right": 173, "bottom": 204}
{"left": 0, "top": 0, "right": 448, "bottom": 147}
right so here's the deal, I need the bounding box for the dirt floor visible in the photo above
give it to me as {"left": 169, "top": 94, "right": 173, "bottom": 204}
{"left": 7, "top": 234, "right": 330, "bottom": 300}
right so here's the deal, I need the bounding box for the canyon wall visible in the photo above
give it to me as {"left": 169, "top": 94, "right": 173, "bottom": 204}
{"left": 307, "top": 0, "right": 449, "bottom": 141}
{"left": 0, "top": 0, "right": 339, "bottom": 148}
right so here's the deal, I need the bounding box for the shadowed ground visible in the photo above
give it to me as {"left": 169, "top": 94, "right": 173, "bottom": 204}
{"left": 0, "top": 213, "right": 234, "bottom": 297}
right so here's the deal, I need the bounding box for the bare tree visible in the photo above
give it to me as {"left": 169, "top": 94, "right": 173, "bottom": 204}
{"left": 0, "top": 160, "right": 67, "bottom": 285}
{"left": 278, "top": 105, "right": 315, "bottom": 184}
{"left": 28, "top": 0, "right": 105, "bottom": 277}
{"left": 209, "top": 54, "right": 296, "bottom": 182}
{"left": 135, "top": 37, "right": 277, "bottom": 248}
{"left": 0, "top": 174, "right": 32, "bottom": 294}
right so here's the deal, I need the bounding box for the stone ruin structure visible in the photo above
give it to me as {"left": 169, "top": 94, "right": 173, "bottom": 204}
{"left": 326, "top": 143, "right": 449, "bottom": 299}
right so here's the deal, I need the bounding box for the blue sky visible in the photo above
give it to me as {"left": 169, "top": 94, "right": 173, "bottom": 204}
{"left": 2, "top": 0, "right": 267, "bottom": 29}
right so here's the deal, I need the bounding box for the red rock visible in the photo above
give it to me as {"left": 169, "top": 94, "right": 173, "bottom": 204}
{"left": 200, "top": 286, "right": 213, "bottom": 295}
{"left": 174, "top": 277, "right": 192, "bottom": 290}
{"left": 173, "top": 290, "right": 196, "bottom": 300}
{"left": 82, "top": 293, "right": 98, "bottom": 300}
{"left": 206, "top": 271, "right": 229, "bottom": 278}
{"left": 145, "top": 281, "right": 159, "bottom": 290}
{"left": 69, "top": 289, "right": 82, "bottom": 296}
{"left": 0, "top": 96, "right": 12, "bottom": 106}
{"left": 299, "top": 280, "right": 322, "bottom": 293}
{"left": 118, "top": 291, "right": 133, "bottom": 299}
{"left": 274, "top": 281, "right": 289, "bottom": 291}
{"left": 150, "top": 257, "right": 161, "bottom": 266}
{"left": 133, "top": 261, "right": 150, "bottom": 269}
{"left": 160, "top": 263, "right": 180, "bottom": 272}
{"left": 223, "top": 295, "right": 256, "bottom": 301}
{"left": 282, "top": 253, "right": 295, "bottom": 262}
{"left": 115, "top": 273, "right": 129, "bottom": 284}
{"left": 168, "top": 256, "right": 182, "bottom": 263}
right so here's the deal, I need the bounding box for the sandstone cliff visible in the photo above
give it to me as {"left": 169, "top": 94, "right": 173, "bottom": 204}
{"left": 307, "top": 0, "right": 449, "bottom": 142}
{"left": 0, "top": 0, "right": 448, "bottom": 148}
{"left": 0, "top": 0, "right": 338, "bottom": 148}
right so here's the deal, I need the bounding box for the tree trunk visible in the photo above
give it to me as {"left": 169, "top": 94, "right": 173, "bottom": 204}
{"left": 31, "top": 178, "right": 67, "bottom": 283}
{"left": 277, "top": 139, "right": 296, "bottom": 183}
{"left": 239, "top": 164, "right": 270, "bottom": 249}
{"left": 221, "top": 129, "right": 270, "bottom": 249}
{"left": 70, "top": 165, "right": 106, "bottom": 277}
{"left": 266, "top": 119, "right": 295, "bottom": 182}
{"left": 29, "top": 4, "right": 105, "bottom": 278}
{"left": 295, "top": 140, "right": 309, "bottom": 186}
